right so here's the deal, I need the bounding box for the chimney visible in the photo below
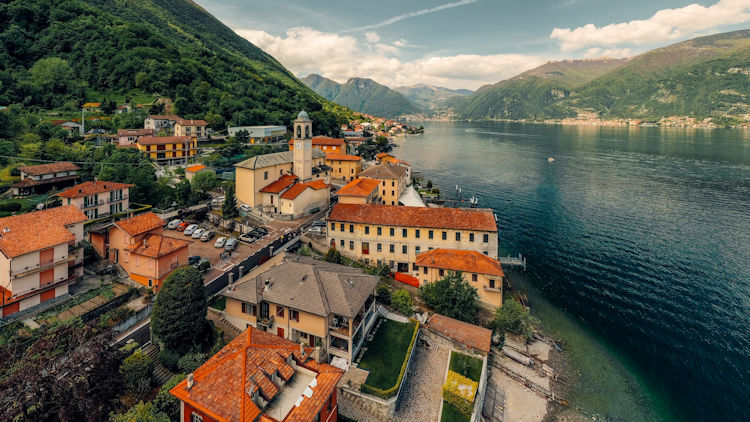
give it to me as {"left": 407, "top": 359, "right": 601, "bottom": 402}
{"left": 312, "top": 346, "right": 323, "bottom": 363}
{"left": 186, "top": 373, "right": 194, "bottom": 390}
{"left": 299, "top": 342, "right": 304, "bottom": 356}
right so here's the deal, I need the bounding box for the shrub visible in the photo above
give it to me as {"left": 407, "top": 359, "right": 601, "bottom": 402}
{"left": 0, "top": 201, "right": 22, "bottom": 212}
{"left": 376, "top": 284, "right": 392, "bottom": 305}
{"left": 119, "top": 341, "right": 140, "bottom": 355}
{"left": 10, "top": 167, "right": 20, "bottom": 177}
{"left": 324, "top": 247, "right": 342, "bottom": 264}
{"left": 489, "top": 298, "right": 537, "bottom": 340}
{"left": 152, "top": 374, "right": 187, "bottom": 421}
{"left": 120, "top": 350, "right": 153, "bottom": 389}
{"left": 177, "top": 352, "right": 208, "bottom": 373}
{"left": 158, "top": 349, "right": 180, "bottom": 372}
{"left": 442, "top": 370, "right": 478, "bottom": 415}
{"left": 110, "top": 401, "right": 169, "bottom": 422}
{"left": 391, "top": 289, "right": 413, "bottom": 316}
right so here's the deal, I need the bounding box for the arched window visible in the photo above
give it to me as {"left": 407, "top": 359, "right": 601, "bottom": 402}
{"left": 296, "top": 125, "right": 301, "bottom": 138}
{"left": 305, "top": 126, "right": 310, "bottom": 138}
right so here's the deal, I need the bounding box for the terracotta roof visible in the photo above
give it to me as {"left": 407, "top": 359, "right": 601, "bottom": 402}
{"left": 170, "top": 327, "right": 343, "bottom": 422}
{"left": 185, "top": 164, "right": 207, "bottom": 173}
{"left": 177, "top": 119, "right": 207, "bottom": 126}
{"left": 117, "top": 128, "right": 155, "bottom": 136}
{"left": 426, "top": 314, "right": 492, "bottom": 354}
{"left": 416, "top": 249, "right": 504, "bottom": 277}
{"left": 325, "top": 153, "right": 362, "bottom": 162}
{"left": 280, "top": 180, "right": 329, "bottom": 200}
{"left": 114, "top": 212, "right": 164, "bottom": 236}
{"left": 375, "top": 152, "right": 391, "bottom": 159}
{"left": 337, "top": 178, "right": 380, "bottom": 197}
{"left": 126, "top": 234, "right": 190, "bottom": 258}
{"left": 137, "top": 136, "right": 191, "bottom": 145}
{"left": 0, "top": 205, "right": 87, "bottom": 259}
{"left": 328, "top": 204, "right": 497, "bottom": 232}
{"left": 12, "top": 175, "right": 79, "bottom": 188}
{"left": 290, "top": 136, "right": 345, "bottom": 146}
{"left": 18, "top": 162, "right": 80, "bottom": 176}
{"left": 57, "top": 180, "right": 133, "bottom": 199}
{"left": 260, "top": 174, "right": 298, "bottom": 194}
{"left": 358, "top": 163, "right": 407, "bottom": 181}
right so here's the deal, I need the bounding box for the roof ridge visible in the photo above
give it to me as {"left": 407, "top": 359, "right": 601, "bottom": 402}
{"left": 312, "top": 267, "right": 331, "bottom": 315}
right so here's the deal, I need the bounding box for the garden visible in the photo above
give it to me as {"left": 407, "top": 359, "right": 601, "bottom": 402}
{"left": 441, "top": 351, "right": 484, "bottom": 422}
{"left": 357, "top": 317, "right": 419, "bottom": 398}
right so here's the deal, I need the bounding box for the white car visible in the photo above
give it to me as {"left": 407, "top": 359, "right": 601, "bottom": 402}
{"left": 184, "top": 224, "right": 198, "bottom": 236}
{"left": 214, "top": 237, "right": 227, "bottom": 248}
{"left": 191, "top": 228, "right": 205, "bottom": 239}
{"left": 167, "top": 219, "right": 182, "bottom": 229}
{"left": 239, "top": 204, "right": 251, "bottom": 213}
{"left": 308, "top": 226, "right": 324, "bottom": 234}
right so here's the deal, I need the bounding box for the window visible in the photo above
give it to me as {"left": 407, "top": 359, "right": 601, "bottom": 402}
{"left": 428, "top": 230, "right": 434, "bottom": 239}
{"left": 423, "top": 267, "right": 428, "bottom": 274}
{"left": 489, "top": 279, "right": 496, "bottom": 288}
{"left": 391, "top": 190, "right": 395, "bottom": 196}
{"left": 340, "top": 239, "right": 344, "bottom": 247}
{"left": 377, "top": 227, "right": 382, "bottom": 235}
{"left": 442, "top": 231, "right": 447, "bottom": 240}
{"left": 276, "top": 306, "right": 285, "bottom": 318}
{"left": 402, "top": 228, "right": 407, "bottom": 238}
{"left": 191, "top": 413, "right": 204, "bottom": 422}
{"left": 439, "top": 269, "right": 444, "bottom": 277}
{"left": 389, "top": 260, "right": 394, "bottom": 267}
{"left": 331, "top": 223, "right": 335, "bottom": 231}
{"left": 391, "top": 181, "right": 395, "bottom": 187}
{"left": 455, "top": 232, "right": 461, "bottom": 241}
{"left": 472, "top": 274, "right": 478, "bottom": 282}
{"left": 362, "top": 242, "right": 369, "bottom": 255}
{"left": 484, "top": 233, "right": 489, "bottom": 243}
{"left": 349, "top": 241, "right": 354, "bottom": 250}
{"left": 415, "top": 229, "right": 420, "bottom": 238}
{"left": 484, "top": 251, "right": 488, "bottom": 255}
{"left": 402, "top": 245, "right": 407, "bottom": 254}
{"left": 291, "top": 310, "right": 300, "bottom": 322}
{"left": 365, "top": 226, "right": 370, "bottom": 235}
{"left": 390, "top": 228, "right": 395, "bottom": 237}
{"left": 242, "top": 303, "right": 256, "bottom": 315}
{"left": 377, "top": 243, "right": 382, "bottom": 252}
{"left": 469, "top": 233, "right": 475, "bottom": 242}
{"left": 382, "top": 180, "right": 386, "bottom": 186}
{"left": 264, "top": 171, "right": 269, "bottom": 180}
{"left": 340, "top": 223, "right": 344, "bottom": 231}
{"left": 415, "top": 246, "right": 421, "bottom": 254}
{"left": 148, "top": 279, "right": 153, "bottom": 287}
{"left": 349, "top": 224, "right": 354, "bottom": 233}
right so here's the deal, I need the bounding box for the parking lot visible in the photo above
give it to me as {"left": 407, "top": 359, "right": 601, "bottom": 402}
{"left": 162, "top": 225, "right": 253, "bottom": 267}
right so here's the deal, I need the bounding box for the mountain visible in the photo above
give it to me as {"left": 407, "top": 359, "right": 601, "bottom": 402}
{"left": 0, "top": 0, "right": 355, "bottom": 135}
{"left": 453, "top": 30, "right": 750, "bottom": 122}
{"left": 393, "top": 84, "right": 473, "bottom": 110}
{"left": 302, "top": 74, "right": 423, "bottom": 117}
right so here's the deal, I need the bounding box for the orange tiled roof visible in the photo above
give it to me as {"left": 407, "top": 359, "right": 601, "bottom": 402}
{"left": 325, "top": 153, "right": 362, "bottom": 162}
{"left": 126, "top": 234, "right": 190, "bottom": 258}
{"left": 280, "top": 180, "right": 329, "bottom": 200}
{"left": 260, "top": 174, "right": 298, "bottom": 194}
{"left": 185, "top": 164, "right": 207, "bottom": 173}
{"left": 328, "top": 203, "right": 497, "bottom": 232}
{"left": 170, "top": 327, "right": 343, "bottom": 422}
{"left": 426, "top": 313, "right": 492, "bottom": 353}
{"left": 177, "top": 118, "right": 207, "bottom": 126}
{"left": 290, "top": 136, "right": 345, "bottom": 146}
{"left": 114, "top": 212, "right": 164, "bottom": 236}
{"left": 0, "top": 205, "right": 87, "bottom": 258}
{"left": 137, "top": 136, "right": 191, "bottom": 145}
{"left": 57, "top": 180, "right": 133, "bottom": 199}
{"left": 375, "top": 152, "right": 391, "bottom": 159}
{"left": 337, "top": 178, "right": 380, "bottom": 197}
{"left": 416, "top": 249, "right": 504, "bottom": 277}
{"left": 18, "top": 162, "right": 80, "bottom": 176}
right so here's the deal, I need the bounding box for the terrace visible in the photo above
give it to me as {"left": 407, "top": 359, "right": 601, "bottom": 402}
{"left": 357, "top": 318, "right": 418, "bottom": 393}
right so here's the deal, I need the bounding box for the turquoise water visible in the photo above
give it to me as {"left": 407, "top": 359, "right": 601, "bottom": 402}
{"left": 394, "top": 121, "right": 750, "bottom": 421}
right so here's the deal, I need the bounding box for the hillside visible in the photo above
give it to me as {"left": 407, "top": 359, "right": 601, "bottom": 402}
{"left": 453, "top": 30, "right": 750, "bottom": 122}
{"left": 302, "top": 74, "right": 423, "bottom": 117}
{"left": 393, "top": 84, "right": 472, "bottom": 110}
{"left": 0, "top": 0, "right": 355, "bottom": 135}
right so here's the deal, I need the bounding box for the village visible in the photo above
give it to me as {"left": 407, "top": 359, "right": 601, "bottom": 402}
{"left": 0, "top": 107, "right": 562, "bottom": 422}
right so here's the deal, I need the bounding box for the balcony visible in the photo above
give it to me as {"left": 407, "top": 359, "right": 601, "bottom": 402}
{"left": 483, "top": 284, "right": 502, "bottom": 293}
{"left": 11, "top": 255, "right": 75, "bottom": 279}
{"left": 257, "top": 314, "right": 274, "bottom": 328}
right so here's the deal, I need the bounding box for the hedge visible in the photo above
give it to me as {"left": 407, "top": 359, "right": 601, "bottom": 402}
{"left": 359, "top": 321, "right": 419, "bottom": 399}
{"left": 442, "top": 370, "right": 478, "bottom": 415}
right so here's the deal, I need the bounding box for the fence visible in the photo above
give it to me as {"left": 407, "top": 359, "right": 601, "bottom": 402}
{"left": 113, "top": 304, "right": 153, "bottom": 333}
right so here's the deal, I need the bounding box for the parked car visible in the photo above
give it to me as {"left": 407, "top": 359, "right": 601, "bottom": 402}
{"left": 224, "top": 237, "right": 238, "bottom": 251}
{"left": 176, "top": 222, "right": 189, "bottom": 232}
{"left": 184, "top": 224, "right": 198, "bottom": 236}
{"left": 214, "top": 237, "right": 227, "bottom": 248}
{"left": 193, "top": 257, "right": 211, "bottom": 271}
{"left": 256, "top": 227, "right": 269, "bottom": 235}
{"left": 188, "top": 255, "right": 201, "bottom": 265}
{"left": 308, "top": 226, "right": 324, "bottom": 234}
{"left": 239, "top": 204, "right": 251, "bottom": 213}
{"left": 191, "top": 228, "right": 205, "bottom": 239}
{"left": 311, "top": 220, "right": 326, "bottom": 228}
{"left": 248, "top": 229, "right": 264, "bottom": 239}
{"left": 167, "top": 219, "right": 183, "bottom": 229}
{"left": 200, "top": 230, "right": 215, "bottom": 242}
{"left": 239, "top": 233, "right": 256, "bottom": 244}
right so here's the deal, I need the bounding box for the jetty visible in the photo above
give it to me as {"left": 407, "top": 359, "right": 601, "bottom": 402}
{"left": 499, "top": 253, "right": 527, "bottom": 271}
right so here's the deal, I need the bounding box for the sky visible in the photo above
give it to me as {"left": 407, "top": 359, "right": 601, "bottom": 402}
{"left": 194, "top": 0, "right": 750, "bottom": 90}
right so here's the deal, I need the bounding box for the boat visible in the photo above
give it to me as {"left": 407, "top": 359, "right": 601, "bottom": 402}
{"left": 548, "top": 157, "right": 555, "bottom": 162}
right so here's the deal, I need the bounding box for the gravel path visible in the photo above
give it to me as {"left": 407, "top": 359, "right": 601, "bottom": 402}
{"left": 395, "top": 343, "right": 450, "bottom": 421}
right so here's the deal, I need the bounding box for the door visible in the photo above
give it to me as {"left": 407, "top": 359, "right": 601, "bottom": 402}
{"left": 39, "top": 268, "right": 55, "bottom": 287}
{"left": 277, "top": 327, "right": 285, "bottom": 338}
{"left": 309, "top": 334, "right": 316, "bottom": 347}
{"left": 39, "top": 248, "right": 54, "bottom": 266}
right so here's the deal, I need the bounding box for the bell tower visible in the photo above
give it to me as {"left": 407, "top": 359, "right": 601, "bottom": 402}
{"left": 293, "top": 111, "right": 313, "bottom": 181}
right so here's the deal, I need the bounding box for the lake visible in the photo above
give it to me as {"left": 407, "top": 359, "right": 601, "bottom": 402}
{"left": 394, "top": 121, "right": 750, "bottom": 421}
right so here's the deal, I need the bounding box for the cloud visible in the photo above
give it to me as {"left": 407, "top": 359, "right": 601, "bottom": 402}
{"left": 236, "top": 27, "right": 545, "bottom": 90}
{"left": 343, "top": 0, "right": 479, "bottom": 32}
{"left": 550, "top": 0, "right": 750, "bottom": 51}
{"left": 365, "top": 31, "right": 380, "bottom": 43}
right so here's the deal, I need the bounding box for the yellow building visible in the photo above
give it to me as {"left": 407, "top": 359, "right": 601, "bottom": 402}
{"left": 136, "top": 136, "right": 197, "bottom": 166}
{"left": 358, "top": 163, "right": 409, "bottom": 205}
{"left": 289, "top": 136, "right": 346, "bottom": 154}
{"left": 173, "top": 118, "right": 207, "bottom": 139}
{"left": 326, "top": 203, "right": 499, "bottom": 273}
{"left": 415, "top": 249, "right": 504, "bottom": 309}
{"left": 220, "top": 253, "right": 380, "bottom": 363}
{"left": 326, "top": 153, "right": 363, "bottom": 182}
{"left": 336, "top": 178, "right": 381, "bottom": 205}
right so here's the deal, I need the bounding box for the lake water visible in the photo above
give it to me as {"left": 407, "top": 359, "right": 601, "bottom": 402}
{"left": 394, "top": 121, "right": 750, "bottom": 421}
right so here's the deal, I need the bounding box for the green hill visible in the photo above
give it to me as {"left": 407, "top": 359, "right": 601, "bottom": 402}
{"left": 302, "top": 74, "right": 423, "bottom": 117}
{"left": 393, "top": 84, "right": 472, "bottom": 110}
{"left": 0, "top": 0, "right": 355, "bottom": 135}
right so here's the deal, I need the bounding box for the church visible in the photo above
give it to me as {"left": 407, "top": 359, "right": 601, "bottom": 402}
{"left": 234, "top": 111, "right": 332, "bottom": 219}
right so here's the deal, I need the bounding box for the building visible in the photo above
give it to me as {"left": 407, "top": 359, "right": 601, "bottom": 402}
{"left": 57, "top": 180, "right": 134, "bottom": 220}
{"left": 415, "top": 249, "right": 504, "bottom": 309}
{"left": 326, "top": 203, "right": 498, "bottom": 272}
{"left": 174, "top": 119, "right": 207, "bottom": 140}
{"left": 221, "top": 253, "right": 379, "bottom": 363}
{"left": 336, "top": 178, "right": 381, "bottom": 205}
{"left": 425, "top": 313, "right": 492, "bottom": 356}
{"left": 136, "top": 136, "right": 197, "bottom": 166}
{"left": 342, "top": 130, "right": 363, "bottom": 138}
{"left": 170, "top": 326, "right": 343, "bottom": 422}
{"left": 289, "top": 136, "right": 346, "bottom": 154}
{"left": 325, "top": 153, "right": 363, "bottom": 182}
{"left": 117, "top": 128, "right": 155, "bottom": 146}
{"left": 357, "top": 163, "right": 409, "bottom": 205}
{"left": 228, "top": 125, "right": 287, "bottom": 143}
{"left": 89, "top": 212, "right": 190, "bottom": 290}
{"left": 184, "top": 164, "right": 212, "bottom": 181}
{"left": 0, "top": 206, "right": 87, "bottom": 317}
{"left": 144, "top": 115, "right": 180, "bottom": 132}
{"left": 12, "top": 162, "right": 81, "bottom": 197}
{"left": 344, "top": 137, "right": 367, "bottom": 153}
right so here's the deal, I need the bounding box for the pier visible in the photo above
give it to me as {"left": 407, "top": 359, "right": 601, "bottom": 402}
{"left": 499, "top": 254, "right": 527, "bottom": 271}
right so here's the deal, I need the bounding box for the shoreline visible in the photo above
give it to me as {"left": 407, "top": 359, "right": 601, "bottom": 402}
{"left": 404, "top": 117, "right": 750, "bottom": 130}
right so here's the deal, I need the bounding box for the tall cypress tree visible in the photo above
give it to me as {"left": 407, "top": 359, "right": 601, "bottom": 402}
{"left": 151, "top": 267, "right": 207, "bottom": 353}
{"left": 222, "top": 185, "right": 239, "bottom": 219}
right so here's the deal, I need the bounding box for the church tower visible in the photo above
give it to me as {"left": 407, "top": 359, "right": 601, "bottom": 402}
{"left": 293, "top": 111, "right": 313, "bottom": 181}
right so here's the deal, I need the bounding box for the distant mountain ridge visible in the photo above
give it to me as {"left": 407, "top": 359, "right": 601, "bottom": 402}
{"left": 453, "top": 30, "right": 750, "bottom": 122}
{"left": 302, "top": 74, "right": 423, "bottom": 117}
{"left": 393, "top": 84, "right": 473, "bottom": 110}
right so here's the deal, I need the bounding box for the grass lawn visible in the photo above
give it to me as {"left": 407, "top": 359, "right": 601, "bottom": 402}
{"left": 449, "top": 351, "right": 483, "bottom": 382}
{"left": 441, "top": 401, "right": 470, "bottom": 422}
{"left": 358, "top": 318, "right": 417, "bottom": 390}
{"left": 209, "top": 295, "right": 226, "bottom": 311}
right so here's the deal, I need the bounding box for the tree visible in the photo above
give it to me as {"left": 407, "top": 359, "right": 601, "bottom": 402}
{"left": 391, "top": 289, "right": 414, "bottom": 316}
{"left": 426, "top": 180, "right": 433, "bottom": 189}
{"left": 376, "top": 284, "right": 392, "bottom": 305}
{"left": 324, "top": 247, "right": 342, "bottom": 264}
{"left": 418, "top": 271, "right": 479, "bottom": 322}
{"left": 235, "top": 129, "right": 249, "bottom": 144}
{"left": 119, "top": 350, "right": 153, "bottom": 391}
{"left": 177, "top": 352, "right": 208, "bottom": 373}
{"left": 222, "top": 184, "right": 239, "bottom": 219}
{"left": 0, "top": 140, "right": 16, "bottom": 166}
{"left": 151, "top": 374, "right": 186, "bottom": 421}
{"left": 109, "top": 402, "right": 170, "bottom": 422}
{"left": 205, "top": 111, "right": 225, "bottom": 131}
{"left": 191, "top": 171, "right": 217, "bottom": 198}
{"left": 174, "top": 179, "right": 192, "bottom": 207}
{"left": 151, "top": 267, "right": 208, "bottom": 354}
{"left": 489, "top": 299, "right": 537, "bottom": 340}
